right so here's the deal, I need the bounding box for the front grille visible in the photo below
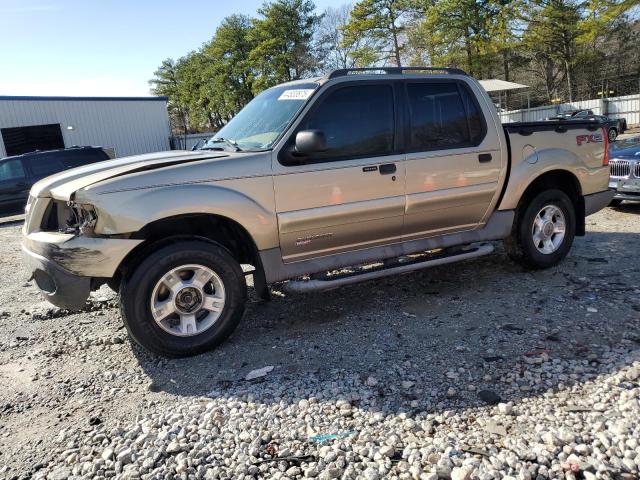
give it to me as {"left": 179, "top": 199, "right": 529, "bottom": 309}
{"left": 635, "top": 162, "right": 640, "bottom": 178}
{"left": 610, "top": 160, "right": 631, "bottom": 178}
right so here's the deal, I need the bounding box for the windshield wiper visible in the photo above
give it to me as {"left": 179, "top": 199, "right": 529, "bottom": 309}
{"left": 202, "top": 137, "right": 241, "bottom": 152}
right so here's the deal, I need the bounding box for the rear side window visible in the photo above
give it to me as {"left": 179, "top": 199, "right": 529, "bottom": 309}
{"left": 26, "top": 156, "right": 64, "bottom": 177}
{"left": 407, "top": 82, "right": 485, "bottom": 151}
{"left": 60, "top": 149, "right": 109, "bottom": 168}
{"left": 295, "top": 84, "right": 394, "bottom": 162}
{"left": 0, "top": 159, "right": 26, "bottom": 181}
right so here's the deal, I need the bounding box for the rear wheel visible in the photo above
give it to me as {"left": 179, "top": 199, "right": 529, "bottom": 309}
{"left": 608, "top": 128, "right": 618, "bottom": 142}
{"left": 120, "top": 240, "right": 247, "bottom": 357}
{"left": 505, "top": 189, "right": 576, "bottom": 269}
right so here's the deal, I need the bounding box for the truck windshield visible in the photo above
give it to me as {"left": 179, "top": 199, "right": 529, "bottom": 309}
{"left": 202, "top": 83, "right": 318, "bottom": 152}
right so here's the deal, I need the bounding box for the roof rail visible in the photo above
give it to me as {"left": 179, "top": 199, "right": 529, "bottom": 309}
{"left": 327, "top": 66, "right": 468, "bottom": 79}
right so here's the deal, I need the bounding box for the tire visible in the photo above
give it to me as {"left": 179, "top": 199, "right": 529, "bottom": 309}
{"left": 505, "top": 189, "right": 576, "bottom": 270}
{"left": 120, "top": 240, "right": 247, "bottom": 357}
{"left": 609, "top": 199, "right": 623, "bottom": 208}
{"left": 608, "top": 128, "right": 617, "bottom": 142}
{"left": 106, "top": 273, "right": 121, "bottom": 293}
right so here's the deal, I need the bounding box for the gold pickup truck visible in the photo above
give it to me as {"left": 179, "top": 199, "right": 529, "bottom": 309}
{"left": 22, "top": 67, "right": 613, "bottom": 357}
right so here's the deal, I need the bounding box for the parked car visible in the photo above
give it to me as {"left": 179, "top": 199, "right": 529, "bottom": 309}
{"left": 609, "top": 136, "right": 640, "bottom": 206}
{"left": 0, "top": 146, "right": 115, "bottom": 216}
{"left": 22, "top": 67, "right": 613, "bottom": 357}
{"left": 548, "top": 109, "right": 627, "bottom": 141}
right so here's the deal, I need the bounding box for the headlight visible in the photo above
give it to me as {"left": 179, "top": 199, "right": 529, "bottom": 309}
{"left": 25, "top": 195, "right": 34, "bottom": 216}
{"left": 68, "top": 203, "right": 98, "bottom": 233}
{"left": 40, "top": 201, "right": 97, "bottom": 234}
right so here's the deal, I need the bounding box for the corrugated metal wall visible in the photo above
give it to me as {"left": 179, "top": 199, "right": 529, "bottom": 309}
{"left": 498, "top": 94, "right": 640, "bottom": 126}
{"left": 0, "top": 97, "right": 171, "bottom": 158}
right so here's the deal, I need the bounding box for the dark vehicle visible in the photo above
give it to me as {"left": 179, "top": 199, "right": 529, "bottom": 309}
{"left": 548, "top": 109, "right": 627, "bottom": 142}
{"left": 0, "top": 146, "right": 114, "bottom": 216}
{"left": 609, "top": 136, "right": 640, "bottom": 206}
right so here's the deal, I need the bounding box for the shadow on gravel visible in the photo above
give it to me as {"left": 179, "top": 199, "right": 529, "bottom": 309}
{"left": 132, "top": 228, "right": 640, "bottom": 415}
{"left": 612, "top": 202, "right": 640, "bottom": 215}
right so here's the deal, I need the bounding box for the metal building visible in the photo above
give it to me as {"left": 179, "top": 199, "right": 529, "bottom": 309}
{"left": 0, "top": 96, "right": 171, "bottom": 158}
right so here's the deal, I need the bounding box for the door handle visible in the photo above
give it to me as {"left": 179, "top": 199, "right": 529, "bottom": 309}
{"left": 379, "top": 163, "right": 396, "bottom": 175}
{"left": 478, "top": 153, "right": 492, "bottom": 163}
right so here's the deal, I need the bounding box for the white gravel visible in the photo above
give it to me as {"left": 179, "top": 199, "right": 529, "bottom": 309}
{"left": 0, "top": 204, "right": 639, "bottom": 480}
{"left": 36, "top": 349, "right": 640, "bottom": 479}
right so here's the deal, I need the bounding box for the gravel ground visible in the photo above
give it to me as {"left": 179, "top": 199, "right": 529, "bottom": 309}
{"left": 0, "top": 204, "right": 639, "bottom": 480}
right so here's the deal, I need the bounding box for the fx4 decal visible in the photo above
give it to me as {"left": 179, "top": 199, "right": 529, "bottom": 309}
{"left": 576, "top": 133, "right": 603, "bottom": 146}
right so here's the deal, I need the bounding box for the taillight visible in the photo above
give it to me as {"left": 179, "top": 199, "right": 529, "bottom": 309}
{"left": 602, "top": 127, "right": 609, "bottom": 166}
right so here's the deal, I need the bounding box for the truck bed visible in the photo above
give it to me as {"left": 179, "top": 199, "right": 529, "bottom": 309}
{"left": 497, "top": 118, "right": 610, "bottom": 213}
{"left": 503, "top": 119, "right": 603, "bottom": 134}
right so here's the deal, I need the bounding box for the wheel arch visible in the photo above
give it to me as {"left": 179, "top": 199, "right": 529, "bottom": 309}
{"left": 515, "top": 169, "right": 585, "bottom": 236}
{"left": 112, "top": 213, "right": 270, "bottom": 298}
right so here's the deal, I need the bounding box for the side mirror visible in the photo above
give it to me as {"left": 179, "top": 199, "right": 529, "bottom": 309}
{"left": 295, "top": 130, "right": 327, "bottom": 155}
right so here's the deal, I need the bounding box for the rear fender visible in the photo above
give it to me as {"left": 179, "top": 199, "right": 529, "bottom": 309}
{"left": 499, "top": 148, "right": 603, "bottom": 211}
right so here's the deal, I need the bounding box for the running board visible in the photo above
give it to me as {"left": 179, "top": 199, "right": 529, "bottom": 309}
{"left": 285, "top": 243, "right": 495, "bottom": 293}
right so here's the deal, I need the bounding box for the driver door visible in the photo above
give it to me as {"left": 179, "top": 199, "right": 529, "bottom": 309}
{"left": 272, "top": 82, "right": 406, "bottom": 263}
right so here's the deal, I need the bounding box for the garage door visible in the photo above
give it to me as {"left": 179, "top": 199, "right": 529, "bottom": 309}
{"left": 1, "top": 124, "right": 65, "bottom": 157}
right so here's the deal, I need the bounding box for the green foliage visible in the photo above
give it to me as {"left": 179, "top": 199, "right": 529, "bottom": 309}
{"left": 150, "top": 0, "right": 319, "bottom": 133}
{"left": 151, "top": 0, "right": 640, "bottom": 133}
{"left": 342, "top": 0, "right": 412, "bottom": 66}
{"left": 250, "top": 0, "right": 321, "bottom": 91}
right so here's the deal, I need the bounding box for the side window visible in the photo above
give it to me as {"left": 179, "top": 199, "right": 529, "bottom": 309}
{"left": 60, "top": 149, "right": 108, "bottom": 168}
{"left": 26, "top": 156, "right": 64, "bottom": 178}
{"left": 459, "top": 86, "right": 485, "bottom": 145}
{"left": 295, "top": 84, "right": 394, "bottom": 162}
{"left": 407, "top": 82, "right": 484, "bottom": 151}
{"left": 0, "top": 159, "right": 26, "bottom": 182}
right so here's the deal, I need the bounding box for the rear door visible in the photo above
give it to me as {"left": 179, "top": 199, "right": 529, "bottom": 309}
{"left": 272, "top": 82, "right": 406, "bottom": 262}
{"left": 0, "top": 158, "right": 29, "bottom": 215}
{"left": 402, "top": 79, "right": 502, "bottom": 240}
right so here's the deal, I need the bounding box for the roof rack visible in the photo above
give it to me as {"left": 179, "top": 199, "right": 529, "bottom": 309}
{"left": 327, "top": 66, "right": 468, "bottom": 79}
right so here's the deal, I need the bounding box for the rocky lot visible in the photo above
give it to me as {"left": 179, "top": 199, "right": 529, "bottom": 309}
{"left": 0, "top": 205, "right": 638, "bottom": 480}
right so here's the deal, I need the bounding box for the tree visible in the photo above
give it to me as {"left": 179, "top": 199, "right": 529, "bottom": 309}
{"left": 249, "top": 0, "right": 321, "bottom": 91}
{"left": 201, "top": 14, "right": 256, "bottom": 127}
{"left": 151, "top": 0, "right": 640, "bottom": 131}
{"left": 523, "top": 0, "right": 582, "bottom": 102}
{"left": 343, "top": 0, "right": 412, "bottom": 67}
{"left": 149, "top": 58, "right": 191, "bottom": 135}
{"left": 316, "top": 4, "right": 368, "bottom": 71}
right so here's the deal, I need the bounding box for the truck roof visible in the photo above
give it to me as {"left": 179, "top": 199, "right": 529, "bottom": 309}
{"left": 276, "top": 66, "right": 469, "bottom": 89}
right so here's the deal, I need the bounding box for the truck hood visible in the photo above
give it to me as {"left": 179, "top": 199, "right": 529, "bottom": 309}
{"left": 31, "top": 150, "right": 228, "bottom": 201}
{"left": 609, "top": 145, "right": 640, "bottom": 159}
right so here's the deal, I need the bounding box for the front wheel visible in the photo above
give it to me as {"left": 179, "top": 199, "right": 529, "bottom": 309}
{"left": 608, "top": 128, "right": 618, "bottom": 142}
{"left": 505, "top": 189, "right": 576, "bottom": 270}
{"left": 120, "top": 240, "right": 247, "bottom": 357}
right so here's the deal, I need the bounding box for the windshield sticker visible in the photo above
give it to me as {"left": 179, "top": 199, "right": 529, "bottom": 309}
{"left": 278, "top": 89, "right": 314, "bottom": 101}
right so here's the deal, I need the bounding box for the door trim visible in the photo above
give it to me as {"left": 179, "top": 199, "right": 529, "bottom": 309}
{"left": 260, "top": 210, "right": 515, "bottom": 283}
{"left": 279, "top": 195, "right": 405, "bottom": 234}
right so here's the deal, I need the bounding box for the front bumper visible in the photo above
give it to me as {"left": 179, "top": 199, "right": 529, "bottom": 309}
{"left": 609, "top": 180, "right": 640, "bottom": 201}
{"left": 22, "top": 232, "right": 143, "bottom": 310}
{"left": 612, "top": 192, "right": 640, "bottom": 201}
{"left": 584, "top": 189, "right": 615, "bottom": 216}
{"left": 22, "top": 244, "right": 91, "bottom": 310}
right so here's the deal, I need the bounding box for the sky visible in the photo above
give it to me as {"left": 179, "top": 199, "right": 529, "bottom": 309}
{"left": 0, "top": 0, "right": 343, "bottom": 97}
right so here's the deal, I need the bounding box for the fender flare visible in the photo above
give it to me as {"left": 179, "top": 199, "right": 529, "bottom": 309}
{"left": 89, "top": 183, "right": 279, "bottom": 251}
